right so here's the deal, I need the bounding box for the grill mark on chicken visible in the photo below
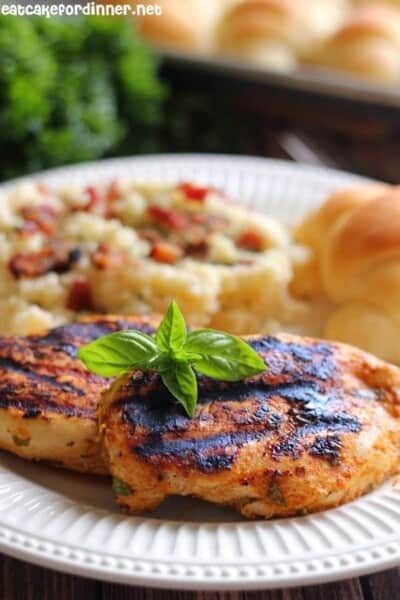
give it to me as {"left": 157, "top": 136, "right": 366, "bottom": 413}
{"left": 310, "top": 435, "right": 342, "bottom": 465}
{"left": 0, "top": 356, "right": 85, "bottom": 394}
{"left": 119, "top": 337, "right": 362, "bottom": 471}
{"left": 0, "top": 317, "right": 157, "bottom": 421}
{"left": 0, "top": 391, "right": 95, "bottom": 419}
{"left": 136, "top": 430, "right": 271, "bottom": 472}
{"left": 251, "top": 337, "right": 335, "bottom": 381}
{"left": 36, "top": 319, "right": 156, "bottom": 357}
{"left": 130, "top": 405, "right": 361, "bottom": 472}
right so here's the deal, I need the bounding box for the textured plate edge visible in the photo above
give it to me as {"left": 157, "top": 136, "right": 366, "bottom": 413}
{"left": 0, "top": 531, "right": 399, "bottom": 590}
{"left": 0, "top": 153, "right": 369, "bottom": 189}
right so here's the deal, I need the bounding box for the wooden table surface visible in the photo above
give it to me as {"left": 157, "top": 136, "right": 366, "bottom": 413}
{"left": 0, "top": 555, "right": 399, "bottom": 599}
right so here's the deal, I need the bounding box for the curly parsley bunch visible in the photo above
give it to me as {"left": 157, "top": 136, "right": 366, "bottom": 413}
{"left": 0, "top": 15, "right": 165, "bottom": 178}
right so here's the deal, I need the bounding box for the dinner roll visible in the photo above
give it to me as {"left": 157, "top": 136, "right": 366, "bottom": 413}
{"left": 134, "top": 0, "right": 230, "bottom": 53}
{"left": 324, "top": 302, "right": 400, "bottom": 364}
{"left": 295, "top": 184, "right": 400, "bottom": 363}
{"left": 307, "top": 5, "right": 400, "bottom": 82}
{"left": 216, "top": 0, "right": 348, "bottom": 71}
{"left": 352, "top": 0, "right": 400, "bottom": 6}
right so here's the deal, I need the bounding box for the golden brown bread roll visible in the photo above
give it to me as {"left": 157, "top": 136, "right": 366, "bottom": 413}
{"left": 134, "top": 0, "right": 231, "bottom": 53}
{"left": 294, "top": 184, "right": 400, "bottom": 363}
{"left": 216, "top": 0, "right": 348, "bottom": 70}
{"left": 307, "top": 5, "right": 400, "bottom": 82}
{"left": 352, "top": 0, "right": 400, "bottom": 6}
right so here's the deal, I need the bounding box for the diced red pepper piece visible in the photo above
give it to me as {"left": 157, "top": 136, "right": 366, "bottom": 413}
{"left": 236, "top": 229, "right": 264, "bottom": 252}
{"left": 150, "top": 241, "right": 183, "bottom": 264}
{"left": 178, "top": 182, "right": 209, "bottom": 202}
{"left": 66, "top": 278, "right": 94, "bottom": 311}
{"left": 148, "top": 205, "right": 188, "bottom": 229}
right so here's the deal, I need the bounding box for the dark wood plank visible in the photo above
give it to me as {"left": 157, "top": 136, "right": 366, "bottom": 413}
{"left": 362, "top": 568, "right": 400, "bottom": 600}
{"left": 6, "top": 554, "right": 400, "bottom": 600}
{"left": 0, "top": 555, "right": 100, "bottom": 600}
{"left": 299, "top": 578, "right": 364, "bottom": 600}
{"left": 99, "top": 578, "right": 363, "bottom": 600}
{"left": 98, "top": 583, "right": 363, "bottom": 600}
{"left": 100, "top": 586, "right": 197, "bottom": 600}
{"left": 230, "top": 587, "right": 304, "bottom": 600}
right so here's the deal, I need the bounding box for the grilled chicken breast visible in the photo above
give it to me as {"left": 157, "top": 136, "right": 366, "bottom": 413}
{"left": 0, "top": 315, "right": 158, "bottom": 474}
{"left": 101, "top": 333, "right": 400, "bottom": 518}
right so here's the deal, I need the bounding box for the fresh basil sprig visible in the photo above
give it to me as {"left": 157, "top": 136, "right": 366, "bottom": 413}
{"left": 77, "top": 301, "right": 266, "bottom": 417}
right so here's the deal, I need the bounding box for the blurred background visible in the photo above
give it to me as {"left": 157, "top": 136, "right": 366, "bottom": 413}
{"left": 0, "top": 0, "right": 399, "bottom": 182}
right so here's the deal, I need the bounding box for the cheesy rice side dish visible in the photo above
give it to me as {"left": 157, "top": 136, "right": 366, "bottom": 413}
{"left": 0, "top": 179, "right": 307, "bottom": 335}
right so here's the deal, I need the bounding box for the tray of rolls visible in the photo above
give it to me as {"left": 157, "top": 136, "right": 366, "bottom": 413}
{"left": 133, "top": 0, "right": 400, "bottom": 109}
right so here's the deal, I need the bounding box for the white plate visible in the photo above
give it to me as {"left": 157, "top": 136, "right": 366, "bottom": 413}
{"left": 1, "top": 155, "right": 400, "bottom": 590}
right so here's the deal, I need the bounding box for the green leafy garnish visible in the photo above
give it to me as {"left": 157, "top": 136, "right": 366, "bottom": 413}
{"left": 185, "top": 329, "right": 266, "bottom": 381}
{"left": 112, "top": 478, "right": 133, "bottom": 496}
{"left": 78, "top": 301, "right": 266, "bottom": 417}
{"left": 161, "top": 362, "right": 198, "bottom": 419}
{"left": 156, "top": 300, "right": 187, "bottom": 352}
{"left": 12, "top": 435, "right": 30, "bottom": 447}
{"left": 76, "top": 330, "right": 159, "bottom": 377}
{"left": 268, "top": 482, "right": 287, "bottom": 506}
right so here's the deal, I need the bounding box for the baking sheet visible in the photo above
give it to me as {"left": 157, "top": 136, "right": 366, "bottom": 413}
{"left": 159, "top": 48, "right": 400, "bottom": 111}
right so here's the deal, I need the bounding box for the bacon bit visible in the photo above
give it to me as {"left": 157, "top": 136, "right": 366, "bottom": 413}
{"left": 191, "top": 213, "right": 207, "bottom": 225}
{"left": 85, "top": 186, "right": 105, "bottom": 214}
{"left": 9, "top": 244, "right": 81, "bottom": 279}
{"left": 91, "top": 243, "right": 130, "bottom": 270}
{"left": 150, "top": 241, "right": 183, "bottom": 264}
{"left": 86, "top": 186, "right": 119, "bottom": 218}
{"left": 106, "top": 180, "right": 122, "bottom": 202}
{"left": 19, "top": 221, "right": 40, "bottom": 236}
{"left": 86, "top": 186, "right": 99, "bottom": 207}
{"left": 236, "top": 229, "right": 264, "bottom": 252}
{"left": 190, "top": 213, "right": 229, "bottom": 233}
{"left": 206, "top": 215, "right": 229, "bottom": 232}
{"left": 184, "top": 240, "right": 208, "bottom": 258}
{"left": 66, "top": 278, "right": 94, "bottom": 312}
{"left": 148, "top": 205, "right": 188, "bottom": 229}
{"left": 178, "top": 182, "right": 209, "bottom": 202}
{"left": 36, "top": 182, "right": 50, "bottom": 195}
{"left": 139, "top": 228, "right": 163, "bottom": 244}
{"left": 21, "top": 204, "right": 58, "bottom": 235}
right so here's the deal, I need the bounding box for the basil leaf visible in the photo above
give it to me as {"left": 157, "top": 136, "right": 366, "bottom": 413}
{"left": 77, "top": 330, "right": 159, "bottom": 377}
{"left": 161, "top": 362, "right": 197, "bottom": 417}
{"left": 156, "top": 301, "right": 187, "bottom": 352}
{"left": 185, "top": 329, "right": 265, "bottom": 381}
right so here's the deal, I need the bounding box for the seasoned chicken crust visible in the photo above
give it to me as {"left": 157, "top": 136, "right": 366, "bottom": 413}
{"left": 0, "top": 315, "right": 158, "bottom": 474}
{"left": 101, "top": 333, "right": 400, "bottom": 518}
